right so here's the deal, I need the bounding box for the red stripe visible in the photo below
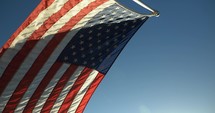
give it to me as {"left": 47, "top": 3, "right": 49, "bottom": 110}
{"left": 0, "top": 0, "right": 83, "bottom": 96}
{"left": 41, "top": 65, "right": 78, "bottom": 113}
{"left": 76, "top": 73, "right": 104, "bottom": 113}
{"left": 58, "top": 68, "right": 93, "bottom": 113}
{"left": 2, "top": 0, "right": 84, "bottom": 111}
{"left": 3, "top": 0, "right": 109, "bottom": 112}
{"left": 57, "top": 1, "right": 109, "bottom": 112}
{"left": 0, "top": 0, "right": 55, "bottom": 57}
{"left": 22, "top": 62, "right": 63, "bottom": 113}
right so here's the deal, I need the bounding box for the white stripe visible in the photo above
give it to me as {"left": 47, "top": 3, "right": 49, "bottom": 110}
{"left": 44, "top": 1, "right": 116, "bottom": 112}
{"left": 32, "top": 63, "right": 71, "bottom": 113}
{"left": 0, "top": 63, "right": 69, "bottom": 112}
{"left": 19, "top": 0, "right": 115, "bottom": 112}
{"left": 1, "top": 0, "right": 116, "bottom": 111}
{"left": 13, "top": 0, "right": 98, "bottom": 112}
{"left": 0, "top": 0, "right": 70, "bottom": 77}
{"left": 13, "top": 63, "right": 70, "bottom": 112}
{"left": 0, "top": 0, "right": 96, "bottom": 111}
{"left": 68, "top": 70, "right": 99, "bottom": 113}
{"left": 50, "top": 66, "right": 85, "bottom": 113}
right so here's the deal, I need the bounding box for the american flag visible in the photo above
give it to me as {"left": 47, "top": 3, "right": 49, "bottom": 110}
{"left": 0, "top": 0, "right": 148, "bottom": 112}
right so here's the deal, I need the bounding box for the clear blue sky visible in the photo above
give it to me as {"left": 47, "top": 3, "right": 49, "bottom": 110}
{"left": 0, "top": 0, "right": 215, "bottom": 113}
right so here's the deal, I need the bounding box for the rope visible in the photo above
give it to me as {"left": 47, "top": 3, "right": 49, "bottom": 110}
{"left": 133, "top": 0, "right": 159, "bottom": 17}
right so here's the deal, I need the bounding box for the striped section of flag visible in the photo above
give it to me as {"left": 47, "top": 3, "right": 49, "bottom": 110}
{"left": 0, "top": 0, "right": 148, "bottom": 112}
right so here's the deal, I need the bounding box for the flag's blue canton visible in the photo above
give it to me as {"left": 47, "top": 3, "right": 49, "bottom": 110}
{"left": 58, "top": 4, "right": 148, "bottom": 74}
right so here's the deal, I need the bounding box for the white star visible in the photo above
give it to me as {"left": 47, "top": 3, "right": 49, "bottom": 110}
{"left": 141, "top": 17, "right": 146, "bottom": 20}
{"left": 129, "top": 13, "right": 134, "bottom": 16}
{"left": 79, "top": 41, "right": 84, "bottom": 45}
{"left": 123, "top": 23, "right": 128, "bottom": 26}
{"left": 64, "top": 56, "right": 68, "bottom": 61}
{"left": 99, "top": 59, "right": 103, "bottom": 62}
{"left": 112, "top": 12, "right": 117, "bottom": 15}
{"left": 91, "top": 57, "right": 95, "bottom": 60}
{"left": 70, "top": 45, "right": 76, "bottom": 49}
{"left": 106, "top": 29, "right": 110, "bottom": 33}
{"left": 115, "top": 26, "right": 119, "bottom": 29}
{"left": 97, "top": 33, "right": 101, "bottom": 37}
{"left": 131, "top": 25, "right": 135, "bottom": 28}
{"left": 106, "top": 49, "right": 110, "bottom": 52}
{"left": 115, "top": 7, "right": 120, "bottom": 10}
{"left": 105, "top": 41, "right": 109, "bottom": 46}
{"left": 109, "top": 18, "right": 114, "bottom": 21}
{"left": 99, "top": 20, "right": 105, "bottom": 24}
{"left": 72, "top": 52, "right": 76, "bottom": 56}
{"left": 88, "top": 37, "right": 93, "bottom": 40}
{"left": 83, "top": 61, "right": 87, "bottom": 65}
{"left": 79, "top": 34, "right": 84, "bottom": 38}
{"left": 92, "top": 63, "right": 96, "bottom": 66}
{"left": 97, "top": 40, "right": 101, "bottom": 43}
{"left": 97, "top": 46, "right": 101, "bottom": 50}
{"left": 74, "top": 58, "right": 78, "bottom": 62}
{"left": 114, "top": 32, "right": 118, "bottom": 35}
{"left": 122, "top": 29, "right": 127, "bottom": 32}
{"left": 88, "top": 30, "right": 93, "bottom": 34}
{"left": 99, "top": 53, "right": 102, "bottom": 56}
{"left": 122, "top": 10, "right": 127, "bottom": 13}
{"left": 109, "top": 10, "right": 114, "bottom": 13}
{"left": 97, "top": 26, "right": 102, "bottom": 30}
{"left": 89, "top": 43, "right": 93, "bottom": 47}
{"left": 81, "top": 54, "right": 86, "bottom": 58}
{"left": 90, "top": 24, "right": 94, "bottom": 27}
{"left": 80, "top": 47, "right": 84, "bottom": 51}
{"left": 89, "top": 50, "right": 94, "bottom": 54}
{"left": 107, "top": 55, "right": 111, "bottom": 58}
{"left": 125, "top": 17, "right": 131, "bottom": 21}
{"left": 119, "top": 15, "right": 124, "bottom": 18}
{"left": 113, "top": 45, "right": 118, "bottom": 48}
{"left": 114, "top": 38, "right": 118, "bottom": 42}
{"left": 101, "top": 15, "right": 106, "bottom": 18}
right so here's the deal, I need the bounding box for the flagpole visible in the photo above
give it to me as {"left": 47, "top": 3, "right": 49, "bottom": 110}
{"left": 133, "top": 0, "right": 159, "bottom": 17}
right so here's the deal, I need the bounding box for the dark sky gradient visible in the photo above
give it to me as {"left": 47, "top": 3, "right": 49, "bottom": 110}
{"left": 0, "top": 0, "right": 215, "bottom": 113}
